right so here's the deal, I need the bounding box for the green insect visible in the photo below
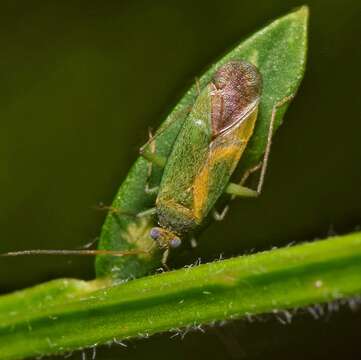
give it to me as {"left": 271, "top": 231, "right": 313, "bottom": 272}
{"left": 2, "top": 61, "right": 289, "bottom": 269}
{"left": 139, "top": 60, "right": 271, "bottom": 265}
{"left": 1, "top": 8, "right": 307, "bottom": 282}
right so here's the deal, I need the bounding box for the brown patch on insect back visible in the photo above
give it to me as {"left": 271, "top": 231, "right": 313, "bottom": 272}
{"left": 191, "top": 61, "right": 261, "bottom": 220}
{"left": 211, "top": 61, "right": 261, "bottom": 138}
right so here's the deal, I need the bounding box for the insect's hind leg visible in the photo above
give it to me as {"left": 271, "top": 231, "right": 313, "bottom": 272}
{"left": 213, "top": 162, "right": 262, "bottom": 220}
{"left": 231, "top": 94, "right": 295, "bottom": 196}
{"left": 214, "top": 94, "right": 294, "bottom": 221}
{"left": 224, "top": 163, "right": 262, "bottom": 199}
{"left": 253, "top": 94, "right": 294, "bottom": 195}
{"left": 212, "top": 205, "right": 230, "bottom": 221}
{"left": 212, "top": 163, "right": 262, "bottom": 221}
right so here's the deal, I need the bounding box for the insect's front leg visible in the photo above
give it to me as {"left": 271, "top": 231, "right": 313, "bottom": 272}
{"left": 139, "top": 128, "right": 167, "bottom": 168}
{"left": 138, "top": 128, "right": 164, "bottom": 195}
{"left": 161, "top": 248, "right": 170, "bottom": 270}
{"left": 139, "top": 102, "right": 194, "bottom": 170}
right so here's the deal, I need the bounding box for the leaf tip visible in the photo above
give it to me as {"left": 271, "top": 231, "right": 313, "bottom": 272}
{"left": 292, "top": 5, "right": 309, "bottom": 23}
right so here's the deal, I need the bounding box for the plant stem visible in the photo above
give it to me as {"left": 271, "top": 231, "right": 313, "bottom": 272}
{"left": 1, "top": 231, "right": 361, "bottom": 359}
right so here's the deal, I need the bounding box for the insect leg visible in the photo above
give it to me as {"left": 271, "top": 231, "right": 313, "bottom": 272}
{"left": 227, "top": 94, "right": 295, "bottom": 196}
{"left": 213, "top": 164, "right": 261, "bottom": 220}
{"left": 139, "top": 103, "right": 193, "bottom": 167}
{"left": 212, "top": 205, "right": 230, "bottom": 221}
{"left": 143, "top": 128, "right": 162, "bottom": 194}
{"left": 140, "top": 103, "right": 195, "bottom": 196}
{"left": 254, "top": 94, "right": 294, "bottom": 194}
{"left": 136, "top": 207, "right": 157, "bottom": 218}
{"left": 225, "top": 183, "right": 258, "bottom": 197}
{"left": 161, "top": 247, "right": 170, "bottom": 270}
{"left": 214, "top": 95, "right": 294, "bottom": 221}
{"left": 139, "top": 77, "right": 202, "bottom": 172}
{"left": 238, "top": 162, "right": 263, "bottom": 188}
{"left": 224, "top": 162, "right": 263, "bottom": 199}
{"left": 95, "top": 203, "right": 141, "bottom": 218}
{"left": 140, "top": 128, "right": 167, "bottom": 168}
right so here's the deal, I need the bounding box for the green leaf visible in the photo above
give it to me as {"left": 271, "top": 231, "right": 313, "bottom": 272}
{"left": 96, "top": 6, "right": 309, "bottom": 280}
{"left": 1, "top": 232, "right": 361, "bottom": 359}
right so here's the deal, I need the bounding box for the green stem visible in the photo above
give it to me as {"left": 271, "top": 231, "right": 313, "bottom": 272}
{"left": 1, "top": 232, "right": 361, "bottom": 360}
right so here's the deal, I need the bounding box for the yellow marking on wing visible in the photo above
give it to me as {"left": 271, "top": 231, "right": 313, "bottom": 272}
{"left": 193, "top": 110, "right": 258, "bottom": 220}
{"left": 193, "top": 145, "right": 240, "bottom": 221}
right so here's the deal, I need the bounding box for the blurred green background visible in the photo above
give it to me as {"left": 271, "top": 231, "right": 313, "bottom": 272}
{"left": 0, "top": 0, "right": 360, "bottom": 359}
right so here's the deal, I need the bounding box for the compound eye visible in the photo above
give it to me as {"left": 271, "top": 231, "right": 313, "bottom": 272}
{"left": 169, "top": 237, "right": 182, "bottom": 248}
{"left": 150, "top": 228, "right": 160, "bottom": 240}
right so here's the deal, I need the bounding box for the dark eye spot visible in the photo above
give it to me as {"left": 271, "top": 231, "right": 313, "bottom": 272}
{"left": 169, "top": 238, "right": 181, "bottom": 248}
{"left": 150, "top": 228, "right": 160, "bottom": 240}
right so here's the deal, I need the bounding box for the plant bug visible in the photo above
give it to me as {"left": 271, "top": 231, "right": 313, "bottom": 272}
{"left": 140, "top": 60, "right": 265, "bottom": 264}
{"left": 1, "top": 61, "right": 291, "bottom": 270}
{"left": 2, "top": 8, "right": 308, "bottom": 282}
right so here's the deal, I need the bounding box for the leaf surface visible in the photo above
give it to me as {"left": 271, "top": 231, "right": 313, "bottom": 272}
{"left": 96, "top": 6, "right": 309, "bottom": 280}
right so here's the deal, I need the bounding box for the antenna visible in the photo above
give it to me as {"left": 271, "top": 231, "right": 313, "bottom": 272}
{"left": 0, "top": 249, "right": 145, "bottom": 257}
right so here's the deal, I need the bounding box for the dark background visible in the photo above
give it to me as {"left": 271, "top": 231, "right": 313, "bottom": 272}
{"left": 0, "top": 0, "right": 360, "bottom": 359}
